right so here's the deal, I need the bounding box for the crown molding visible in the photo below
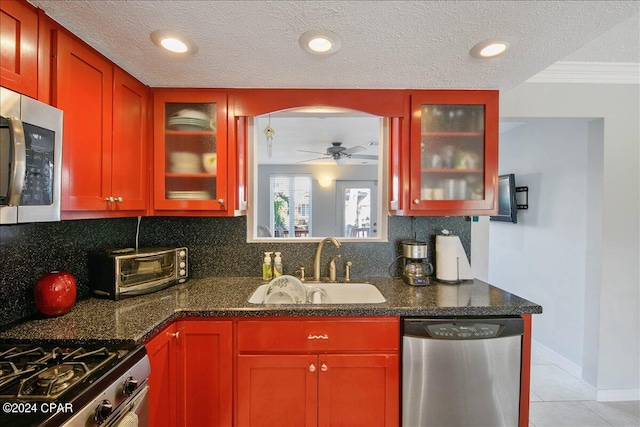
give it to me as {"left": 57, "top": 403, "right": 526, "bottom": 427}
{"left": 526, "top": 62, "right": 640, "bottom": 84}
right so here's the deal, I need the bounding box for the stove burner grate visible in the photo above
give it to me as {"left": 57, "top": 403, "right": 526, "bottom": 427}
{"left": 0, "top": 346, "right": 118, "bottom": 400}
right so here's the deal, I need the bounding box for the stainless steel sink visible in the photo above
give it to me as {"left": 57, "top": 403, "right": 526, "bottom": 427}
{"left": 248, "top": 282, "right": 386, "bottom": 304}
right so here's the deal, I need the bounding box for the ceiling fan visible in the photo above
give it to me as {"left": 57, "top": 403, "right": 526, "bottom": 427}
{"left": 298, "top": 142, "right": 378, "bottom": 165}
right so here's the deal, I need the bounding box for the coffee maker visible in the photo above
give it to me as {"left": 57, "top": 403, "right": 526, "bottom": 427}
{"left": 401, "top": 240, "right": 433, "bottom": 286}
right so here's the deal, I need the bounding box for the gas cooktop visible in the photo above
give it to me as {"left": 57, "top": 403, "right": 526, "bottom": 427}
{"left": 0, "top": 346, "right": 120, "bottom": 400}
{"left": 0, "top": 343, "right": 147, "bottom": 427}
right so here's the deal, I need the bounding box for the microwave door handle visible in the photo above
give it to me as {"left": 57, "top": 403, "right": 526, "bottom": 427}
{"left": 6, "top": 118, "right": 26, "bottom": 206}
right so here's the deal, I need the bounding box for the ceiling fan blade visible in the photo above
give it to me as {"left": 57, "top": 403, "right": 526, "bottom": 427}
{"left": 297, "top": 156, "right": 330, "bottom": 163}
{"left": 349, "top": 154, "right": 378, "bottom": 160}
{"left": 342, "top": 145, "right": 366, "bottom": 155}
{"left": 298, "top": 149, "right": 328, "bottom": 155}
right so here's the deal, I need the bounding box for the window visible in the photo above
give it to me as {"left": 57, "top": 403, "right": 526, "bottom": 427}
{"left": 248, "top": 108, "right": 389, "bottom": 242}
{"left": 344, "top": 187, "right": 372, "bottom": 237}
{"left": 270, "top": 175, "right": 312, "bottom": 238}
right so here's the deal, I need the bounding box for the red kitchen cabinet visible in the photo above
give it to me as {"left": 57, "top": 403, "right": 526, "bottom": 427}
{"left": 318, "top": 354, "right": 399, "bottom": 427}
{"left": 111, "top": 67, "right": 150, "bottom": 213}
{"left": 146, "top": 323, "right": 179, "bottom": 427}
{"left": 176, "top": 319, "right": 233, "bottom": 427}
{"left": 146, "top": 320, "right": 233, "bottom": 427}
{"left": 237, "top": 354, "right": 319, "bottom": 427}
{"left": 54, "top": 31, "right": 150, "bottom": 218}
{"left": 391, "top": 90, "right": 499, "bottom": 216}
{"left": 152, "top": 89, "right": 235, "bottom": 215}
{"left": 54, "top": 30, "right": 113, "bottom": 213}
{"left": 0, "top": 0, "right": 38, "bottom": 99}
{"left": 237, "top": 353, "right": 398, "bottom": 427}
{"left": 236, "top": 317, "right": 400, "bottom": 427}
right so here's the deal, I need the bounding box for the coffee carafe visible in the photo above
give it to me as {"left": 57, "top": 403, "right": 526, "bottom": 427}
{"left": 401, "top": 240, "right": 433, "bottom": 286}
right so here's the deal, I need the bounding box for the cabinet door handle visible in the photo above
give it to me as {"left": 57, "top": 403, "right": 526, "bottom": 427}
{"left": 217, "top": 198, "right": 224, "bottom": 205}
{"left": 105, "top": 197, "right": 115, "bottom": 203}
{"left": 307, "top": 334, "right": 329, "bottom": 340}
{"left": 309, "top": 364, "right": 316, "bottom": 372}
{"left": 320, "top": 363, "right": 328, "bottom": 372}
{"left": 171, "top": 331, "right": 180, "bottom": 339}
{"left": 413, "top": 198, "right": 420, "bottom": 204}
{"left": 115, "top": 196, "right": 123, "bottom": 203}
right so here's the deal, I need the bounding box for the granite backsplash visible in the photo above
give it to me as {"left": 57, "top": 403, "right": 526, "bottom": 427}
{"left": 0, "top": 215, "right": 471, "bottom": 327}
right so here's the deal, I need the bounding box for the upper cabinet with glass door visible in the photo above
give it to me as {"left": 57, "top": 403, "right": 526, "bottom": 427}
{"left": 399, "top": 90, "right": 498, "bottom": 216}
{"left": 152, "top": 90, "right": 232, "bottom": 215}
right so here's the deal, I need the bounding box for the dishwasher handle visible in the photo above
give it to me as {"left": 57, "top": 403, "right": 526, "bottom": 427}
{"left": 403, "top": 317, "right": 524, "bottom": 340}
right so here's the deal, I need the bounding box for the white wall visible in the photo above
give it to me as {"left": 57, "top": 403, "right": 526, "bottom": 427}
{"left": 490, "top": 118, "right": 592, "bottom": 370}
{"left": 475, "top": 82, "right": 639, "bottom": 401}
{"left": 583, "top": 119, "right": 605, "bottom": 387}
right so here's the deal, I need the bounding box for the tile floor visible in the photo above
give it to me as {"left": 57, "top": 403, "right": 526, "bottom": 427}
{"left": 528, "top": 347, "right": 640, "bottom": 426}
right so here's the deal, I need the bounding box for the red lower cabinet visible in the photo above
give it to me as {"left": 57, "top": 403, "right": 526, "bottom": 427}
{"left": 237, "top": 354, "right": 318, "bottom": 427}
{"left": 177, "top": 320, "right": 233, "bottom": 427}
{"left": 146, "top": 319, "right": 233, "bottom": 427}
{"left": 318, "top": 354, "right": 399, "bottom": 427}
{"left": 146, "top": 323, "right": 178, "bottom": 427}
{"left": 236, "top": 317, "right": 400, "bottom": 427}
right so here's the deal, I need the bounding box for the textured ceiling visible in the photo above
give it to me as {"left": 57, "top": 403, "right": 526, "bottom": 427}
{"left": 31, "top": 1, "right": 639, "bottom": 91}
{"left": 563, "top": 12, "right": 639, "bottom": 63}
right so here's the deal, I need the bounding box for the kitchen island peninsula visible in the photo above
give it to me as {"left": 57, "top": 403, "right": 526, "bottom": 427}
{"left": 0, "top": 277, "right": 541, "bottom": 427}
{"left": 0, "top": 277, "right": 541, "bottom": 344}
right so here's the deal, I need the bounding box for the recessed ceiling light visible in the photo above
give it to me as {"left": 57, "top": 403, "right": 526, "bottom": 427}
{"left": 470, "top": 38, "right": 514, "bottom": 58}
{"left": 151, "top": 30, "right": 197, "bottom": 54}
{"left": 299, "top": 30, "right": 342, "bottom": 55}
{"left": 160, "top": 38, "right": 188, "bottom": 53}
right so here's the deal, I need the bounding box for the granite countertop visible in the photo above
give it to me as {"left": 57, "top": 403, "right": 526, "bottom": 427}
{"left": 0, "top": 277, "right": 542, "bottom": 346}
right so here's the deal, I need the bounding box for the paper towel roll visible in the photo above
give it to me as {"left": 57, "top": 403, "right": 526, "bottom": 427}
{"left": 435, "top": 234, "right": 473, "bottom": 282}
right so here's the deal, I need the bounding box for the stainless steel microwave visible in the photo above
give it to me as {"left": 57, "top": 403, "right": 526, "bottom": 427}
{"left": 0, "top": 87, "right": 63, "bottom": 224}
{"left": 88, "top": 247, "right": 189, "bottom": 300}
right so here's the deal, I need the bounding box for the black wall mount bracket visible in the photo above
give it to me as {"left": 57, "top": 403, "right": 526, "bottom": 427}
{"left": 515, "top": 186, "right": 529, "bottom": 210}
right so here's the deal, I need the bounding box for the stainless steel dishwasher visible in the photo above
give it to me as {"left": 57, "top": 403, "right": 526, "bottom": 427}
{"left": 402, "top": 317, "right": 524, "bottom": 427}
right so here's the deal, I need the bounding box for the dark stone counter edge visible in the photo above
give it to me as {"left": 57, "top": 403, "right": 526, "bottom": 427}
{"left": 0, "top": 305, "right": 542, "bottom": 349}
{"left": 0, "top": 276, "right": 542, "bottom": 348}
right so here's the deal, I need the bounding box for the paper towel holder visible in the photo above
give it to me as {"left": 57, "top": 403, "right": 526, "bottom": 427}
{"left": 435, "top": 230, "right": 474, "bottom": 283}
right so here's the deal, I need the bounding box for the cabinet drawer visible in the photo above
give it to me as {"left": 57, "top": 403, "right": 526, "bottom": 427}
{"left": 237, "top": 317, "right": 399, "bottom": 352}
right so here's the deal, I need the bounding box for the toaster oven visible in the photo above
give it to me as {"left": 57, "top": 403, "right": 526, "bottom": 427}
{"left": 88, "top": 247, "right": 188, "bottom": 300}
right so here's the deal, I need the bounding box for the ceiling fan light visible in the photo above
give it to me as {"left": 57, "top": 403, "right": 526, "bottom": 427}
{"left": 318, "top": 176, "right": 333, "bottom": 187}
{"left": 299, "top": 30, "right": 342, "bottom": 55}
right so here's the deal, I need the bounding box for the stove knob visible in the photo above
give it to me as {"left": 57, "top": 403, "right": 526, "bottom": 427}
{"left": 123, "top": 376, "right": 138, "bottom": 396}
{"left": 94, "top": 400, "right": 112, "bottom": 424}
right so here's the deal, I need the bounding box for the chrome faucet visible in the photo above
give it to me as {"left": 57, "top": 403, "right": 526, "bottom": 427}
{"left": 313, "top": 237, "right": 341, "bottom": 282}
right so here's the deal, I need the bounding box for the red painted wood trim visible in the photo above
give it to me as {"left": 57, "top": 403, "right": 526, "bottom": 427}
{"left": 520, "top": 314, "right": 532, "bottom": 427}
{"left": 231, "top": 88, "right": 407, "bottom": 118}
